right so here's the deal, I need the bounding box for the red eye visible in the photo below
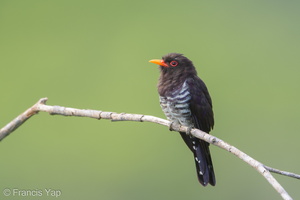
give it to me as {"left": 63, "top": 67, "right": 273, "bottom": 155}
{"left": 170, "top": 61, "right": 178, "bottom": 67}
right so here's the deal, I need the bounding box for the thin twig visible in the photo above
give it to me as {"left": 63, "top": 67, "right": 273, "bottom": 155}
{"left": 0, "top": 97, "right": 297, "bottom": 200}
{"left": 0, "top": 98, "right": 47, "bottom": 140}
{"left": 264, "top": 165, "right": 300, "bottom": 179}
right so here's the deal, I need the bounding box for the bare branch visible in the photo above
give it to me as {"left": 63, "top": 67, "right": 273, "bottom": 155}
{"left": 0, "top": 98, "right": 48, "bottom": 141}
{"left": 264, "top": 165, "right": 300, "bottom": 179}
{"left": 0, "top": 97, "right": 298, "bottom": 200}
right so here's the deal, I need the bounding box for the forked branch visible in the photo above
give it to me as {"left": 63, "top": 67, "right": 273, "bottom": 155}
{"left": 0, "top": 98, "right": 298, "bottom": 200}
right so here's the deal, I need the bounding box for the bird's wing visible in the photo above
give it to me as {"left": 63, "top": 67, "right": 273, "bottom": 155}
{"left": 186, "top": 76, "right": 216, "bottom": 186}
{"left": 186, "top": 77, "right": 214, "bottom": 133}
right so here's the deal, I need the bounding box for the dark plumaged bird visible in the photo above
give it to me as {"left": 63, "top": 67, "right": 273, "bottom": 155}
{"left": 149, "top": 53, "right": 216, "bottom": 186}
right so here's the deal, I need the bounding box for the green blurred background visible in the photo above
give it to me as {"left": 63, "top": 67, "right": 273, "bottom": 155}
{"left": 1, "top": 0, "right": 299, "bottom": 199}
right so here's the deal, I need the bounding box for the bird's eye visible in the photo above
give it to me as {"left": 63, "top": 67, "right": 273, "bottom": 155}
{"left": 170, "top": 61, "right": 178, "bottom": 67}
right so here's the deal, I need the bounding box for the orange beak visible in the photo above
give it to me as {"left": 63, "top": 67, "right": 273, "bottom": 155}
{"left": 149, "top": 59, "right": 168, "bottom": 67}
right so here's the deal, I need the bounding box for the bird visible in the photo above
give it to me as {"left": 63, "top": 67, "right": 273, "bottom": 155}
{"left": 149, "top": 53, "right": 216, "bottom": 186}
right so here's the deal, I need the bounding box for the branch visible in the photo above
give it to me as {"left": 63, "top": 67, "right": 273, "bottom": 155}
{"left": 264, "top": 165, "right": 300, "bottom": 180}
{"left": 0, "top": 98, "right": 297, "bottom": 200}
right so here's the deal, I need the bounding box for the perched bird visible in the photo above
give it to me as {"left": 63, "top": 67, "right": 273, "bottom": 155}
{"left": 149, "top": 53, "right": 216, "bottom": 186}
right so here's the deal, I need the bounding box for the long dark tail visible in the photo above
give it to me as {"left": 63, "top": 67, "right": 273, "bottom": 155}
{"left": 180, "top": 132, "right": 216, "bottom": 186}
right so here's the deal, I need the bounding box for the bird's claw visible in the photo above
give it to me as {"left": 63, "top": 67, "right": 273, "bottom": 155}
{"left": 169, "top": 122, "right": 174, "bottom": 131}
{"left": 186, "top": 127, "right": 192, "bottom": 136}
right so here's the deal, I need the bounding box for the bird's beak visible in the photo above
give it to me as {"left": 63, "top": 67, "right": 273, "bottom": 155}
{"left": 149, "top": 59, "right": 168, "bottom": 67}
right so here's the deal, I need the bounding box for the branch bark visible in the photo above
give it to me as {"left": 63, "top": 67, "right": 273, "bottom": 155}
{"left": 0, "top": 97, "right": 298, "bottom": 200}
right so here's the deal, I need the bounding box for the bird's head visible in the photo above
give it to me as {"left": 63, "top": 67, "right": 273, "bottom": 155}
{"left": 149, "top": 53, "right": 196, "bottom": 75}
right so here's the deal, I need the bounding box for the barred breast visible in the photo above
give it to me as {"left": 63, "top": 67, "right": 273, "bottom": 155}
{"left": 159, "top": 80, "right": 193, "bottom": 127}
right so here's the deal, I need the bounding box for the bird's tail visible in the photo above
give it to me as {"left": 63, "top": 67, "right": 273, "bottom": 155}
{"left": 180, "top": 132, "right": 216, "bottom": 186}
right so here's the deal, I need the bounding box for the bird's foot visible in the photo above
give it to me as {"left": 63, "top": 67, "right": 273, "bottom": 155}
{"left": 186, "top": 127, "right": 193, "bottom": 136}
{"left": 169, "top": 122, "right": 175, "bottom": 131}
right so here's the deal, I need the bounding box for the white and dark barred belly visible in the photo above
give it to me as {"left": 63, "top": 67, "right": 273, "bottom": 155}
{"left": 159, "top": 80, "right": 193, "bottom": 127}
